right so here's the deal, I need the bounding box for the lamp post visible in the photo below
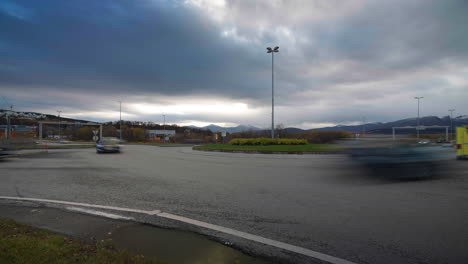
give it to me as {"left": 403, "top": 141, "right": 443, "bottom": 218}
{"left": 163, "top": 114, "right": 166, "bottom": 143}
{"left": 449, "top": 109, "right": 455, "bottom": 141}
{"left": 414, "top": 97, "right": 423, "bottom": 139}
{"left": 267, "top": 46, "right": 279, "bottom": 139}
{"left": 57, "top": 110, "right": 62, "bottom": 141}
{"left": 119, "top": 101, "right": 122, "bottom": 141}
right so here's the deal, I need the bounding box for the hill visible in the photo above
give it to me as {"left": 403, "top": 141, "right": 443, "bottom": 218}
{"left": 190, "top": 124, "right": 261, "bottom": 133}
{"left": 313, "top": 116, "right": 468, "bottom": 134}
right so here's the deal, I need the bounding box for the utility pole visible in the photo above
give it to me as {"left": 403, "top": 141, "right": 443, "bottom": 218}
{"left": 57, "top": 110, "right": 62, "bottom": 141}
{"left": 163, "top": 114, "right": 166, "bottom": 143}
{"left": 449, "top": 109, "right": 455, "bottom": 142}
{"left": 119, "top": 101, "right": 122, "bottom": 141}
{"left": 414, "top": 97, "right": 423, "bottom": 139}
{"left": 0, "top": 99, "right": 13, "bottom": 139}
{"left": 7, "top": 105, "right": 13, "bottom": 139}
{"left": 6, "top": 112, "right": 11, "bottom": 139}
{"left": 267, "top": 46, "right": 279, "bottom": 139}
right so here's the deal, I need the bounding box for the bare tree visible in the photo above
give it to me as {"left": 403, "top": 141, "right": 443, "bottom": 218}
{"left": 276, "top": 123, "right": 286, "bottom": 138}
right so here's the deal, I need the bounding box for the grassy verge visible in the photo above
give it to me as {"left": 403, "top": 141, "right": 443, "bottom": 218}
{"left": 0, "top": 218, "right": 164, "bottom": 264}
{"left": 193, "top": 144, "right": 339, "bottom": 153}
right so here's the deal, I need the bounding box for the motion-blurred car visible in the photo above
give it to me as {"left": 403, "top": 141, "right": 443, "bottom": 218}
{"left": 96, "top": 137, "right": 121, "bottom": 153}
{"left": 346, "top": 137, "right": 452, "bottom": 179}
{"left": 0, "top": 147, "right": 16, "bottom": 159}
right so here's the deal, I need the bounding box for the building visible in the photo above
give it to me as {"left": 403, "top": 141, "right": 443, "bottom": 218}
{"left": 146, "top": 130, "right": 176, "bottom": 141}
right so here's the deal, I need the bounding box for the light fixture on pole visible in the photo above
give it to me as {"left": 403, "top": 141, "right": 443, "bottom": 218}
{"left": 414, "top": 97, "right": 423, "bottom": 139}
{"left": 449, "top": 109, "right": 455, "bottom": 141}
{"left": 266, "top": 46, "right": 279, "bottom": 139}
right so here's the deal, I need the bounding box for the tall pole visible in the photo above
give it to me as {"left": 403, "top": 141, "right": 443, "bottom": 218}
{"left": 267, "top": 46, "right": 279, "bottom": 139}
{"left": 119, "top": 101, "right": 122, "bottom": 141}
{"left": 57, "top": 110, "right": 62, "bottom": 140}
{"left": 163, "top": 114, "right": 166, "bottom": 143}
{"left": 414, "top": 97, "right": 423, "bottom": 139}
{"left": 271, "top": 51, "right": 274, "bottom": 139}
{"left": 6, "top": 114, "right": 10, "bottom": 139}
{"left": 449, "top": 109, "right": 455, "bottom": 141}
{"left": 7, "top": 105, "right": 13, "bottom": 139}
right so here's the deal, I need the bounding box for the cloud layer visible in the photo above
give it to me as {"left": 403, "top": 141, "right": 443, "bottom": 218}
{"left": 1, "top": 0, "right": 467, "bottom": 128}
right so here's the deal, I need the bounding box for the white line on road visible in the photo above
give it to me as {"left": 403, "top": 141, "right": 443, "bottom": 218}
{"left": 66, "top": 206, "right": 135, "bottom": 220}
{"left": 0, "top": 196, "right": 161, "bottom": 215}
{"left": 0, "top": 196, "right": 358, "bottom": 264}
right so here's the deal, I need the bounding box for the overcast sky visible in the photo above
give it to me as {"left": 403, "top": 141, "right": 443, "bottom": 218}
{"left": 1, "top": 0, "right": 467, "bottom": 128}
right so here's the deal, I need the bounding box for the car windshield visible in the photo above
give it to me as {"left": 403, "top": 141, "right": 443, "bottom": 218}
{"left": 100, "top": 138, "right": 119, "bottom": 144}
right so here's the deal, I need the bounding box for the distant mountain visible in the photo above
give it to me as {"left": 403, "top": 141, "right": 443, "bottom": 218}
{"left": 313, "top": 115, "right": 468, "bottom": 134}
{"left": 188, "top": 115, "right": 468, "bottom": 135}
{"left": 192, "top": 124, "right": 261, "bottom": 133}
{"left": 285, "top": 127, "right": 305, "bottom": 133}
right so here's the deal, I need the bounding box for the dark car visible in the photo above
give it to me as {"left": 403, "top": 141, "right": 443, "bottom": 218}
{"left": 346, "top": 137, "right": 452, "bottom": 179}
{"left": 0, "top": 147, "right": 17, "bottom": 159}
{"left": 96, "top": 137, "right": 121, "bottom": 153}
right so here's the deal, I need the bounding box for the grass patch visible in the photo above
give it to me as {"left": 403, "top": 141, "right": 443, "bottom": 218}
{"left": 193, "top": 144, "right": 339, "bottom": 153}
{"left": 0, "top": 218, "right": 164, "bottom": 264}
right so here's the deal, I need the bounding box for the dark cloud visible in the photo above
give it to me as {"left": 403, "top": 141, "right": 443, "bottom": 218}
{"left": 0, "top": 0, "right": 267, "bottom": 97}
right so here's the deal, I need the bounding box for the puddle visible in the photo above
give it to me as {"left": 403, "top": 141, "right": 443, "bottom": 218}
{"left": 109, "top": 224, "right": 270, "bottom": 264}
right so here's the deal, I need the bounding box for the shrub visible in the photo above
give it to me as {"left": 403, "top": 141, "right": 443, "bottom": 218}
{"left": 228, "top": 138, "right": 307, "bottom": 145}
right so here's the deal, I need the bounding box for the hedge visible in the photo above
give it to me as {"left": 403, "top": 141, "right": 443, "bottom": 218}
{"left": 229, "top": 138, "right": 307, "bottom": 145}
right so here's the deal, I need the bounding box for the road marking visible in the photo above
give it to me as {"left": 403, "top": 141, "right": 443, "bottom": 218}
{"left": 158, "top": 212, "right": 357, "bottom": 264}
{"left": 0, "top": 196, "right": 357, "bottom": 264}
{"left": 66, "top": 206, "right": 135, "bottom": 220}
{"left": 0, "top": 196, "right": 161, "bottom": 215}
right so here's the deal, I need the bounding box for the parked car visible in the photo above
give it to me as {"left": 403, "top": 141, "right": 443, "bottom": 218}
{"left": 96, "top": 137, "right": 121, "bottom": 153}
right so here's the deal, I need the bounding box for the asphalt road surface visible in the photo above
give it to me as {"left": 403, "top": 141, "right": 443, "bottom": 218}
{"left": 1, "top": 145, "right": 467, "bottom": 264}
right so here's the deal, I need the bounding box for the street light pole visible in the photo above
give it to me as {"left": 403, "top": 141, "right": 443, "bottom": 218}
{"left": 119, "top": 101, "right": 122, "bottom": 141}
{"left": 414, "top": 97, "right": 423, "bottom": 139}
{"left": 163, "top": 114, "right": 166, "bottom": 143}
{"left": 449, "top": 109, "right": 455, "bottom": 142}
{"left": 267, "top": 46, "right": 279, "bottom": 139}
{"left": 57, "top": 110, "right": 62, "bottom": 141}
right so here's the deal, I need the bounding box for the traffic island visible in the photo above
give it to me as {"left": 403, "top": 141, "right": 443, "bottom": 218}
{"left": 193, "top": 144, "right": 341, "bottom": 154}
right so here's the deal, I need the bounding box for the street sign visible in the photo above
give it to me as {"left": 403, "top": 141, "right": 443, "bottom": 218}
{"left": 221, "top": 131, "right": 226, "bottom": 137}
{"left": 92, "top": 130, "right": 98, "bottom": 135}
{"left": 93, "top": 136, "right": 99, "bottom": 141}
